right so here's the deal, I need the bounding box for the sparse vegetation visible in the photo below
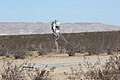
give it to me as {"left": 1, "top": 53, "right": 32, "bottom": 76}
{"left": 67, "top": 55, "right": 120, "bottom": 80}
{"left": 66, "top": 43, "right": 80, "bottom": 56}
{"left": 1, "top": 54, "right": 120, "bottom": 80}
{"left": 27, "top": 67, "right": 55, "bottom": 80}
{"left": 1, "top": 60, "right": 25, "bottom": 80}
{"left": 13, "top": 51, "right": 27, "bottom": 59}
{"left": 0, "top": 31, "right": 120, "bottom": 79}
{"left": 0, "top": 31, "right": 120, "bottom": 57}
{"left": 0, "top": 60, "right": 55, "bottom": 80}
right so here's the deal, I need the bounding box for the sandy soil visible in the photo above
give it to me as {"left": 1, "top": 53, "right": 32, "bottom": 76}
{"left": 0, "top": 53, "right": 119, "bottom": 80}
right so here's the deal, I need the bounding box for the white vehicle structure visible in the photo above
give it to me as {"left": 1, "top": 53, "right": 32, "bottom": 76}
{"left": 51, "top": 20, "right": 60, "bottom": 37}
{"left": 51, "top": 20, "right": 68, "bottom": 53}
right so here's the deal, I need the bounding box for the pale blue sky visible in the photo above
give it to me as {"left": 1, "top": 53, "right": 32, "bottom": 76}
{"left": 0, "top": 0, "right": 120, "bottom": 25}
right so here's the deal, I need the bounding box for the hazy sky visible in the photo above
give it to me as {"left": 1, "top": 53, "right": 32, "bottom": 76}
{"left": 0, "top": 0, "right": 119, "bottom": 25}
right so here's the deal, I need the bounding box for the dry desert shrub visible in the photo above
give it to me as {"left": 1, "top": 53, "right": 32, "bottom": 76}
{"left": 27, "top": 66, "right": 56, "bottom": 80}
{"left": 67, "top": 64, "right": 85, "bottom": 80}
{"left": 67, "top": 55, "right": 120, "bottom": 80}
{"left": 1, "top": 60, "right": 25, "bottom": 80}
{"left": 0, "top": 60, "right": 55, "bottom": 80}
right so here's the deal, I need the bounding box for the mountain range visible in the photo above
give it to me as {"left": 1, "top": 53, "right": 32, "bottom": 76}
{"left": 0, "top": 22, "right": 120, "bottom": 35}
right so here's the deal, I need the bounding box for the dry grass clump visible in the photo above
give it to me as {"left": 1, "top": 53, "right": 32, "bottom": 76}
{"left": 67, "top": 64, "right": 85, "bottom": 80}
{"left": 0, "top": 60, "right": 55, "bottom": 80}
{"left": 1, "top": 60, "right": 25, "bottom": 80}
{"left": 85, "top": 55, "right": 120, "bottom": 80}
{"left": 26, "top": 66, "right": 56, "bottom": 80}
{"left": 27, "top": 68, "right": 53, "bottom": 80}
{"left": 67, "top": 55, "right": 120, "bottom": 80}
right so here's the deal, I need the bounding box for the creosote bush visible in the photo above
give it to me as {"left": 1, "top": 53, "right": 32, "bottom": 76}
{"left": 0, "top": 60, "right": 55, "bottom": 80}
{"left": 1, "top": 60, "right": 25, "bottom": 80}
{"left": 1, "top": 31, "right": 120, "bottom": 56}
{"left": 27, "top": 66, "right": 56, "bottom": 80}
{"left": 66, "top": 41, "right": 80, "bottom": 56}
{"left": 13, "top": 51, "right": 27, "bottom": 59}
{"left": 67, "top": 55, "right": 120, "bottom": 80}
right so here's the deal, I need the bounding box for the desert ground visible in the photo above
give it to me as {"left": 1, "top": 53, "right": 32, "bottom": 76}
{"left": 0, "top": 52, "right": 119, "bottom": 80}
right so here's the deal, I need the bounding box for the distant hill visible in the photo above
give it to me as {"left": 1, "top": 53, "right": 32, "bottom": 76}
{"left": 0, "top": 22, "right": 120, "bottom": 35}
